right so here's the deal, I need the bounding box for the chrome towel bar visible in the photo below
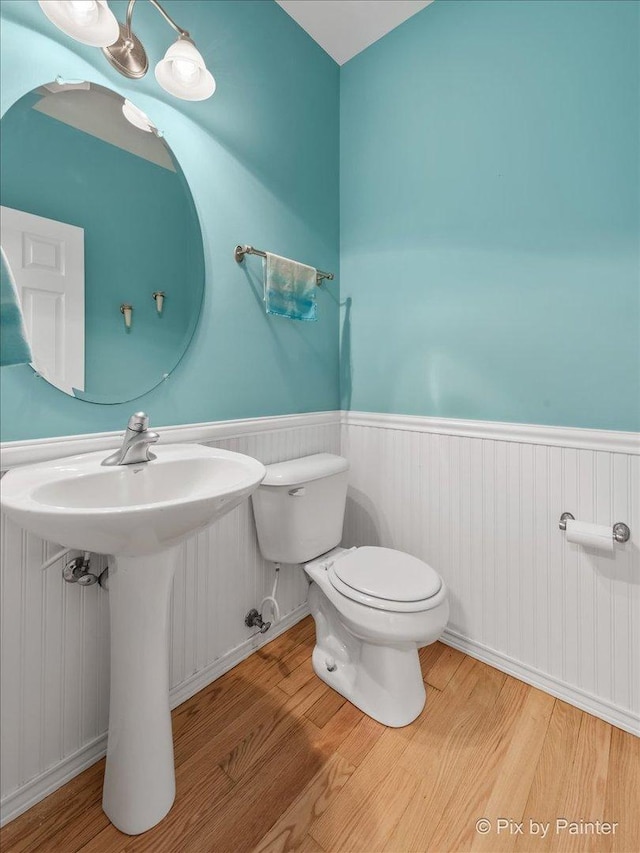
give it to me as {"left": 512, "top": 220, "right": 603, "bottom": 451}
{"left": 234, "top": 244, "right": 334, "bottom": 285}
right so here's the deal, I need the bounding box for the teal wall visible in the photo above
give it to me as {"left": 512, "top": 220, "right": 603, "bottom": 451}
{"left": 2, "top": 0, "right": 638, "bottom": 440}
{"left": 0, "top": 0, "right": 340, "bottom": 440}
{"left": 340, "top": 0, "right": 639, "bottom": 431}
{"left": 1, "top": 92, "right": 203, "bottom": 402}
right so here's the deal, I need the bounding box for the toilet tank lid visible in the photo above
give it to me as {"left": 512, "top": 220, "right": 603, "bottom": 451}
{"left": 262, "top": 453, "right": 349, "bottom": 487}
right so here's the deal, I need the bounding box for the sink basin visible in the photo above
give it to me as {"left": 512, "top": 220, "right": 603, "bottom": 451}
{"left": 0, "top": 442, "right": 265, "bottom": 835}
{"left": 1, "top": 443, "right": 265, "bottom": 556}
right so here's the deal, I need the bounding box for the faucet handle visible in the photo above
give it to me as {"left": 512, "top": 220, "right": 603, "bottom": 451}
{"left": 127, "top": 412, "right": 149, "bottom": 432}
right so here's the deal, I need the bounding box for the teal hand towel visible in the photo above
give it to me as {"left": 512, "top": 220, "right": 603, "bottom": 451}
{"left": 264, "top": 252, "right": 317, "bottom": 321}
{"left": 0, "top": 247, "right": 32, "bottom": 366}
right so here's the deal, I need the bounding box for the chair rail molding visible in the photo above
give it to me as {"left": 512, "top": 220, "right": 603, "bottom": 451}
{"left": 341, "top": 411, "right": 640, "bottom": 455}
{"left": 0, "top": 411, "right": 341, "bottom": 469}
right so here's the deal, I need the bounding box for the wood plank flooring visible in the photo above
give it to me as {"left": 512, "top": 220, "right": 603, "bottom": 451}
{"left": 1, "top": 616, "right": 638, "bottom": 853}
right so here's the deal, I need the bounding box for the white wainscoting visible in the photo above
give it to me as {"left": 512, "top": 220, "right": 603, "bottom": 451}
{"left": 342, "top": 412, "right": 640, "bottom": 736}
{"left": 0, "top": 412, "right": 340, "bottom": 824}
{"left": 2, "top": 409, "right": 638, "bottom": 824}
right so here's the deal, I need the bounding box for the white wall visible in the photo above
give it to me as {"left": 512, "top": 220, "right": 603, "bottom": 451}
{"left": 1, "top": 410, "right": 638, "bottom": 824}
{"left": 0, "top": 413, "right": 340, "bottom": 823}
{"left": 342, "top": 413, "right": 640, "bottom": 734}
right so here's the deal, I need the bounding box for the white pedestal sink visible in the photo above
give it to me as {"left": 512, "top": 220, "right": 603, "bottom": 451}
{"left": 0, "top": 443, "right": 265, "bottom": 834}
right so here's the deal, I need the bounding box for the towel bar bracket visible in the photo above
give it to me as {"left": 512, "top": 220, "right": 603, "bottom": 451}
{"left": 234, "top": 244, "right": 249, "bottom": 264}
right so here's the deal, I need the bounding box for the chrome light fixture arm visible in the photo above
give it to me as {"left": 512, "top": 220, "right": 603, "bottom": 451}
{"left": 146, "top": 0, "right": 190, "bottom": 39}
{"left": 104, "top": 0, "right": 191, "bottom": 80}
{"left": 125, "top": 0, "right": 190, "bottom": 41}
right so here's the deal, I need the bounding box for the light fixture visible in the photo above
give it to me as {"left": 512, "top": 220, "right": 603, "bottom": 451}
{"left": 38, "top": 0, "right": 119, "bottom": 47}
{"left": 39, "top": 0, "right": 216, "bottom": 101}
{"left": 122, "top": 99, "right": 156, "bottom": 132}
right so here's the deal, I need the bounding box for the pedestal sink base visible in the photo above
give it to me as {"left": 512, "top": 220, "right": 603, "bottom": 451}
{"left": 102, "top": 548, "right": 178, "bottom": 835}
{"left": 0, "top": 443, "right": 267, "bottom": 835}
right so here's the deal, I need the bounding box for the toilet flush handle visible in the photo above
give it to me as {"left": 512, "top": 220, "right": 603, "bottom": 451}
{"left": 288, "top": 487, "right": 306, "bottom": 497}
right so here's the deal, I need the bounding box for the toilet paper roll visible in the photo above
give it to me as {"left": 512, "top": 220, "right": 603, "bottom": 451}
{"left": 565, "top": 520, "right": 614, "bottom": 552}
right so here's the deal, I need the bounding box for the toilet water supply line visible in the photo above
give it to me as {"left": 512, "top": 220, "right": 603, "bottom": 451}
{"left": 261, "top": 563, "right": 281, "bottom": 625}
{"left": 245, "top": 562, "right": 281, "bottom": 635}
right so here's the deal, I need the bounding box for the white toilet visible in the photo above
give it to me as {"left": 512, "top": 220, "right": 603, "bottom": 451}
{"left": 252, "top": 453, "right": 449, "bottom": 727}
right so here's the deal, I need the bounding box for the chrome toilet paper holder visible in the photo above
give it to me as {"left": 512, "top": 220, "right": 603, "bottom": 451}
{"left": 559, "top": 512, "right": 631, "bottom": 543}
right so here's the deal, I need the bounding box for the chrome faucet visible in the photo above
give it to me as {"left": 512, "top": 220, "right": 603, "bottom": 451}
{"left": 102, "top": 412, "right": 159, "bottom": 467}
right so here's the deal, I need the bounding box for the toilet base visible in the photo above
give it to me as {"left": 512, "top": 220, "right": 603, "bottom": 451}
{"left": 311, "top": 641, "right": 426, "bottom": 727}
{"left": 304, "top": 552, "right": 448, "bottom": 728}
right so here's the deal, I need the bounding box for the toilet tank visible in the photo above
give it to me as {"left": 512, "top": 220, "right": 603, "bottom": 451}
{"left": 251, "top": 453, "right": 349, "bottom": 564}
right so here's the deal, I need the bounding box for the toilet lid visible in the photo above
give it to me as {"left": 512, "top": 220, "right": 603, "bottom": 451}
{"left": 331, "top": 546, "right": 441, "bottom": 603}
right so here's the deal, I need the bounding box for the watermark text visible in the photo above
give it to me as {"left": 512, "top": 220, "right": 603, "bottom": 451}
{"left": 475, "top": 818, "right": 618, "bottom": 838}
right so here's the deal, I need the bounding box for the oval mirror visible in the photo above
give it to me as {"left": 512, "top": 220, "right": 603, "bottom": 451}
{"left": 0, "top": 81, "right": 204, "bottom": 404}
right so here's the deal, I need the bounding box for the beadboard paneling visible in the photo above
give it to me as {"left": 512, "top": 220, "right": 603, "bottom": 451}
{"left": 0, "top": 416, "right": 339, "bottom": 822}
{"left": 341, "top": 416, "right": 640, "bottom": 734}
{"left": 2, "top": 410, "right": 638, "bottom": 825}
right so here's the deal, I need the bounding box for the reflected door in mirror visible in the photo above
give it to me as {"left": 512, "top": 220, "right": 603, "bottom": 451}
{"left": 1, "top": 206, "right": 85, "bottom": 394}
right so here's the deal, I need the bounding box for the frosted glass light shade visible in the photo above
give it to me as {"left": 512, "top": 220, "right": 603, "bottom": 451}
{"left": 38, "top": 0, "right": 119, "bottom": 48}
{"left": 155, "top": 38, "right": 215, "bottom": 101}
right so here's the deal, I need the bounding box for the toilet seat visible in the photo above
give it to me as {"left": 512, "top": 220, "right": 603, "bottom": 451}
{"left": 327, "top": 546, "right": 442, "bottom": 613}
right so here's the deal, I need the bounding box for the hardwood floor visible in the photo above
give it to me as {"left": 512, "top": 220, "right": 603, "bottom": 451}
{"left": 1, "top": 616, "right": 638, "bottom": 853}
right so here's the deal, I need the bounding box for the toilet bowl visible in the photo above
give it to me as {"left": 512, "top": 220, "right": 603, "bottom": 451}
{"left": 305, "top": 546, "right": 449, "bottom": 726}
{"left": 251, "top": 453, "right": 449, "bottom": 727}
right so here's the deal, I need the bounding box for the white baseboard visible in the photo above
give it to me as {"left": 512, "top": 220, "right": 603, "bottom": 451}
{"left": 0, "top": 734, "right": 108, "bottom": 832}
{"left": 2, "top": 609, "right": 638, "bottom": 827}
{"left": 168, "top": 603, "right": 310, "bottom": 709}
{"left": 0, "top": 603, "right": 310, "bottom": 827}
{"left": 441, "top": 629, "right": 640, "bottom": 737}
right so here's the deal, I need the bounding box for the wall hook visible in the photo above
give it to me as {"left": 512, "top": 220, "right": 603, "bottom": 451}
{"left": 120, "top": 303, "right": 133, "bottom": 328}
{"left": 152, "top": 291, "right": 165, "bottom": 314}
